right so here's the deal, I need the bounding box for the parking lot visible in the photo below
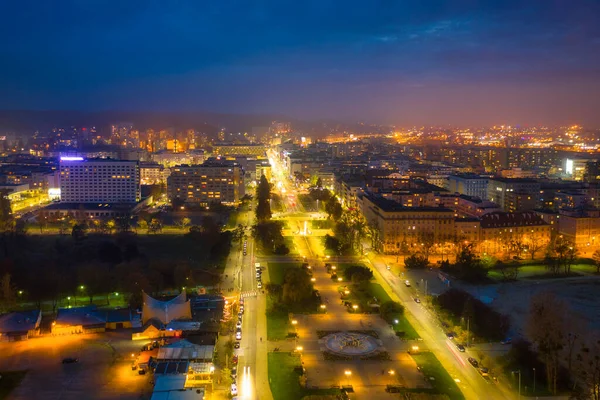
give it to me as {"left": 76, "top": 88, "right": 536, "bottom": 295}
{"left": 0, "top": 331, "right": 153, "bottom": 400}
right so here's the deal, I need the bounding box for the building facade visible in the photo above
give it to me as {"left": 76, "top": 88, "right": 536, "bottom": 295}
{"left": 167, "top": 160, "right": 244, "bottom": 205}
{"left": 59, "top": 157, "right": 140, "bottom": 203}
{"left": 447, "top": 174, "right": 489, "bottom": 200}
{"left": 487, "top": 178, "right": 540, "bottom": 212}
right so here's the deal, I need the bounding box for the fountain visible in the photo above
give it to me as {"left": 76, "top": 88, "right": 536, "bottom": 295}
{"left": 323, "top": 332, "right": 380, "bottom": 357}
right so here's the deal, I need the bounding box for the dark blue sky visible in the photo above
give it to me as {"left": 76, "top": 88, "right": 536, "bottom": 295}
{"left": 1, "top": 1, "right": 599, "bottom": 125}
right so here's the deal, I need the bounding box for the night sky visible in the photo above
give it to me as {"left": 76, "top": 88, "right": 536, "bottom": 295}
{"left": 1, "top": 1, "right": 599, "bottom": 126}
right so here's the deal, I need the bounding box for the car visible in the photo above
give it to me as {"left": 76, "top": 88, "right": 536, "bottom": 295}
{"left": 386, "top": 265, "right": 391, "bottom": 270}
{"left": 234, "top": 341, "right": 240, "bottom": 349}
{"left": 468, "top": 357, "right": 479, "bottom": 367}
{"left": 231, "top": 383, "right": 238, "bottom": 396}
{"left": 256, "top": 272, "right": 261, "bottom": 278}
{"left": 446, "top": 332, "right": 455, "bottom": 340}
{"left": 404, "top": 280, "right": 411, "bottom": 287}
{"left": 236, "top": 320, "right": 242, "bottom": 329}
{"left": 456, "top": 343, "right": 466, "bottom": 352}
{"left": 257, "top": 282, "right": 262, "bottom": 289}
{"left": 240, "top": 305, "right": 244, "bottom": 312}
{"left": 62, "top": 357, "right": 79, "bottom": 364}
{"left": 236, "top": 331, "right": 242, "bottom": 340}
{"left": 414, "top": 297, "right": 421, "bottom": 303}
{"left": 231, "top": 366, "right": 238, "bottom": 378}
{"left": 232, "top": 355, "right": 239, "bottom": 364}
{"left": 479, "top": 367, "right": 489, "bottom": 376}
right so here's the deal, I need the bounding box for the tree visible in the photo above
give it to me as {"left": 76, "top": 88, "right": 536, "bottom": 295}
{"left": 71, "top": 223, "right": 87, "bottom": 242}
{"left": 176, "top": 217, "right": 192, "bottom": 230}
{"left": 343, "top": 265, "right": 373, "bottom": 288}
{"left": 526, "top": 237, "right": 546, "bottom": 260}
{"left": 257, "top": 174, "right": 271, "bottom": 202}
{"left": 593, "top": 250, "right": 600, "bottom": 274}
{"left": 379, "top": 301, "right": 404, "bottom": 323}
{"left": 527, "top": 292, "right": 566, "bottom": 395}
{"left": 316, "top": 177, "right": 323, "bottom": 189}
{"left": 148, "top": 218, "right": 163, "bottom": 234}
{"left": 442, "top": 243, "right": 488, "bottom": 282}
{"left": 77, "top": 262, "right": 111, "bottom": 304}
{"left": 0, "top": 189, "right": 12, "bottom": 232}
{"left": 404, "top": 254, "right": 429, "bottom": 269}
{"left": 0, "top": 273, "right": 16, "bottom": 313}
{"left": 417, "top": 232, "right": 436, "bottom": 260}
{"left": 573, "top": 332, "right": 600, "bottom": 400}
{"left": 325, "top": 196, "right": 343, "bottom": 221}
{"left": 255, "top": 199, "right": 272, "bottom": 222}
{"left": 282, "top": 268, "right": 313, "bottom": 306}
{"left": 323, "top": 234, "right": 341, "bottom": 255}
{"left": 252, "top": 221, "right": 285, "bottom": 254}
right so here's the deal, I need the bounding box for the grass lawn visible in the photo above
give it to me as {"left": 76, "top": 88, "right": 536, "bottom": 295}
{"left": 266, "top": 310, "right": 291, "bottom": 341}
{"left": 411, "top": 352, "right": 465, "bottom": 400}
{"left": 268, "top": 262, "right": 302, "bottom": 285}
{"left": 489, "top": 263, "right": 597, "bottom": 281}
{"left": 268, "top": 353, "right": 342, "bottom": 400}
{"left": 367, "top": 282, "right": 392, "bottom": 303}
{"left": 390, "top": 313, "right": 420, "bottom": 339}
{"left": 0, "top": 370, "right": 27, "bottom": 400}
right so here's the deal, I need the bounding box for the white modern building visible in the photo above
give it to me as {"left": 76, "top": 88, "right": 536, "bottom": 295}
{"left": 59, "top": 157, "right": 140, "bottom": 203}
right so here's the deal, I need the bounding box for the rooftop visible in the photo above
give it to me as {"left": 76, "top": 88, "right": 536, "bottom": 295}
{"left": 365, "top": 194, "right": 453, "bottom": 213}
{"left": 480, "top": 212, "right": 548, "bottom": 228}
{"left": 0, "top": 310, "right": 41, "bottom": 333}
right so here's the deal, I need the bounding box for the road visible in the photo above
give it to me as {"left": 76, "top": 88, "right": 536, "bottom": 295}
{"left": 225, "top": 202, "right": 272, "bottom": 400}
{"left": 363, "top": 253, "right": 514, "bottom": 400}
{"left": 266, "top": 150, "right": 516, "bottom": 400}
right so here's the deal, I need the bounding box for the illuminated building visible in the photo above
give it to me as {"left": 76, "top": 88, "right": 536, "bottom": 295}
{"left": 359, "top": 194, "right": 455, "bottom": 254}
{"left": 212, "top": 143, "right": 267, "bottom": 157}
{"left": 478, "top": 212, "right": 551, "bottom": 255}
{"left": 487, "top": 178, "right": 540, "bottom": 212}
{"left": 59, "top": 157, "right": 140, "bottom": 203}
{"left": 447, "top": 174, "right": 489, "bottom": 200}
{"left": 167, "top": 159, "right": 244, "bottom": 205}
{"left": 558, "top": 208, "right": 600, "bottom": 248}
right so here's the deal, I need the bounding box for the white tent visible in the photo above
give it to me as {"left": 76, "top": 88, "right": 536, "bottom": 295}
{"left": 142, "top": 292, "right": 192, "bottom": 324}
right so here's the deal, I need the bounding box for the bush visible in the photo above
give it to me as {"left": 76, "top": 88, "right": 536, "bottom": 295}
{"left": 405, "top": 254, "right": 429, "bottom": 269}
{"left": 342, "top": 265, "right": 373, "bottom": 284}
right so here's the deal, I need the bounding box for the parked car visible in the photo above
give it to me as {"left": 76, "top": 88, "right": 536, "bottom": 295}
{"left": 236, "top": 320, "right": 242, "bottom": 329}
{"left": 236, "top": 331, "right": 242, "bottom": 340}
{"left": 257, "top": 282, "right": 262, "bottom": 289}
{"left": 456, "top": 343, "right": 466, "bottom": 352}
{"left": 414, "top": 297, "right": 421, "bottom": 303}
{"left": 234, "top": 342, "right": 240, "bottom": 349}
{"left": 231, "top": 366, "right": 237, "bottom": 378}
{"left": 445, "top": 332, "right": 455, "bottom": 340}
{"left": 479, "top": 367, "right": 489, "bottom": 376}
{"left": 468, "top": 357, "right": 479, "bottom": 367}
{"left": 62, "top": 357, "right": 79, "bottom": 364}
{"left": 404, "top": 280, "right": 411, "bottom": 287}
{"left": 231, "top": 383, "right": 238, "bottom": 396}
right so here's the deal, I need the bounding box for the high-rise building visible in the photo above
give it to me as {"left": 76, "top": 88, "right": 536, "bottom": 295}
{"left": 487, "top": 178, "right": 540, "bottom": 212}
{"left": 167, "top": 159, "right": 244, "bottom": 205}
{"left": 447, "top": 174, "right": 490, "bottom": 200}
{"left": 59, "top": 157, "right": 140, "bottom": 203}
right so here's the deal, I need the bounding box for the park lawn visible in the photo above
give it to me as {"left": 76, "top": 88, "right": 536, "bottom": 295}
{"left": 411, "top": 352, "right": 465, "bottom": 400}
{"left": 268, "top": 353, "right": 304, "bottom": 399}
{"left": 268, "top": 353, "right": 343, "bottom": 400}
{"left": 489, "top": 263, "right": 597, "bottom": 281}
{"left": 268, "top": 262, "right": 302, "bottom": 285}
{"left": 390, "top": 313, "right": 420, "bottom": 340}
{"left": 367, "top": 282, "right": 392, "bottom": 303}
{"left": 0, "top": 370, "right": 27, "bottom": 400}
{"left": 266, "top": 310, "right": 290, "bottom": 341}
{"left": 284, "top": 237, "right": 299, "bottom": 255}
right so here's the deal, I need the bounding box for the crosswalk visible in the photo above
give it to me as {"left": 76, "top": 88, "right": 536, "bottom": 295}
{"left": 240, "top": 290, "right": 260, "bottom": 298}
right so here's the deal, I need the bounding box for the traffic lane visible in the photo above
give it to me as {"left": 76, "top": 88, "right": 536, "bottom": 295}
{"left": 369, "top": 257, "right": 508, "bottom": 400}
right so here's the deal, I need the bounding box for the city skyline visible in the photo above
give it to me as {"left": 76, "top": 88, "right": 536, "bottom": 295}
{"left": 1, "top": 1, "right": 600, "bottom": 125}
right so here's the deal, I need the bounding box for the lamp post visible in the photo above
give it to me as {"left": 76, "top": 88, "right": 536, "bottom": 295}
{"left": 344, "top": 370, "right": 352, "bottom": 386}
{"left": 292, "top": 319, "right": 298, "bottom": 347}
{"left": 512, "top": 370, "right": 521, "bottom": 400}
{"left": 533, "top": 367, "right": 536, "bottom": 393}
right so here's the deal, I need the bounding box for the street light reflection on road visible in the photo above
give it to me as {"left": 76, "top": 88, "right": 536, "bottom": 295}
{"left": 241, "top": 365, "right": 253, "bottom": 399}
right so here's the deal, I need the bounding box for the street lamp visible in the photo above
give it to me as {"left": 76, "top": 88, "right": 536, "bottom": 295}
{"left": 337, "top": 277, "right": 343, "bottom": 282}
{"left": 291, "top": 320, "right": 298, "bottom": 325}
{"left": 344, "top": 370, "right": 352, "bottom": 386}
{"left": 352, "top": 304, "right": 358, "bottom": 312}
{"left": 320, "top": 304, "right": 327, "bottom": 312}
{"left": 533, "top": 367, "right": 536, "bottom": 393}
{"left": 296, "top": 346, "right": 303, "bottom": 352}
{"left": 512, "top": 370, "right": 521, "bottom": 400}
